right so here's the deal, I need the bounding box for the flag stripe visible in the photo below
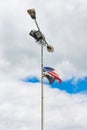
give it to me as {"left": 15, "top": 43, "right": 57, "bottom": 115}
{"left": 48, "top": 71, "right": 62, "bottom": 83}
{"left": 43, "top": 66, "right": 62, "bottom": 84}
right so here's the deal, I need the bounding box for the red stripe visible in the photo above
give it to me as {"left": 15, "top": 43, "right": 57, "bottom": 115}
{"left": 48, "top": 71, "right": 62, "bottom": 83}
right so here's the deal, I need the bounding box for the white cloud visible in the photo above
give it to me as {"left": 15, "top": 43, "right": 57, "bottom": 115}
{"left": 0, "top": 77, "right": 87, "bottom": 130}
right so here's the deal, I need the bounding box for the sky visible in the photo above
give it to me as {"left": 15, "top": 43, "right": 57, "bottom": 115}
{"left": 0, "top": 0, "right": 87, "bottom": 130}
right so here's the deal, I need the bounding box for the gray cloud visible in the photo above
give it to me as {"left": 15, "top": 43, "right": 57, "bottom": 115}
{"left": 0, "top": 0, "right": 87, "bottom": 80}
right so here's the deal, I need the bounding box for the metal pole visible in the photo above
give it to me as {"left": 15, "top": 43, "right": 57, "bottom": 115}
{"left": 27, "top": 9, "right": 53, "bottom": 130}
{"left": 34, "top": 19, "right": 41, "bottom": 31}
{"left": 34, "top": 19, "right": 48, "bottom": 46}
{"left": 41, "top": 42, "right": 44, "bottom": 130}
{"left": 34, "top": 19, "right": 44, "bottom": 130}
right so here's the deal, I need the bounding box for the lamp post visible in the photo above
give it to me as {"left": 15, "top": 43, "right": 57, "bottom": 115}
{"left": 27, "top": 9, "right": 54, "bottom": 130}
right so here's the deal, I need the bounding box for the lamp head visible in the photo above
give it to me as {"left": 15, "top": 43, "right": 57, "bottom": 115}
{"left": 27, "top": 9, "right": 36, "bottom": 19}
{"left": 47, "top": 45, "right": 54, "bottom": 52}
{"left": 29, "top": 30, "right": 43, "bottom": 41}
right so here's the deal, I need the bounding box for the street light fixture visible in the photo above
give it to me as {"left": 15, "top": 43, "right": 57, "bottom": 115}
{"left": 27, "top": 9, "right": 36, "bottom": 19}
{"left": 47, "top": 44, "right": 54, "bottom": 52}
{"left": 27, "top": 9, "right": 54, "bottom": 52}
{"left": 27, "top": 8, "right": 54, "bottom": 130}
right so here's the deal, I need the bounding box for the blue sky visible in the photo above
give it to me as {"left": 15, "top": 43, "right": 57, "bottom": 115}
{"left": 24, "top": 76, "right": 87, "bottom": 94}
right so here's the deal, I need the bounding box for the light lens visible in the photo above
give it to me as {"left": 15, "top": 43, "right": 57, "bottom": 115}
{"left": 47, "top": 45, "right": 54, "bottom": 52}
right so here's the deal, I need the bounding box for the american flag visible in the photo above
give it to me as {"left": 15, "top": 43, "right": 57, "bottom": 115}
{"left": 43, "top": 67, "right": 62, "bottom": 84}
